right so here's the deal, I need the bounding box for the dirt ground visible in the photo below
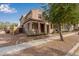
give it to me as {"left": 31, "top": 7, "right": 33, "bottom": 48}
{"left": 5, "top": 33, "right": 79, "bottom": 56}
{"left": 0, "top": 32, "right": 79, "bottom": 56}
{"left": 0, "top": 31, "right": 74, "bottom": 47}
{"left": 0, "top": 33, "right": 51, "bottom": 47}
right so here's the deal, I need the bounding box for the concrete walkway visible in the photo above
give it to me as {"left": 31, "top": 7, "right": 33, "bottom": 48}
{"left": 0, "top": 32, "right": 77, "bottom": 55}
{"left": 66, "top": 43, "right": 79, "bottom": 56}
{"left": 0, "top": 31, "right": 5, "bottom": 34}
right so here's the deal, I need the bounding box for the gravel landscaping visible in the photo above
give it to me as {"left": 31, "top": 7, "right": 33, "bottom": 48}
{"left": 0, "top": 31, "right": 79, "bottom": 56}
{"left": 8, "top": 31, "right": 76, "bottom": 44}
{"left": 7, "top": 33, "right": 79, "bottom": 56}
{"left": 0, "top": 32, "right": 75, "bottom": 47}
{"left": 73, "top": 47, "right": 79, "bottom": 56}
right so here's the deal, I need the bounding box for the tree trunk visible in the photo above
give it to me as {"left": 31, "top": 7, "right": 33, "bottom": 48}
{"left": 57, "top": 23, "right": 64, "bottom": 41}
{"left": 73, "top": 24, "right": 75, "bottom": 31}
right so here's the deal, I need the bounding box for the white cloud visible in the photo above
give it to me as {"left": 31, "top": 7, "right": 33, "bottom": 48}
{"left": 0, "top": 4, "right": 17, "bottom": 13}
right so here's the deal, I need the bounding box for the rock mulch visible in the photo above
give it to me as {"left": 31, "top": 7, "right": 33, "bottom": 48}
{"left": 8, "top": 34, "right": 79, "bottom": 56}
{"left": 0, "top": 31, "right": 74, "bottom": 47}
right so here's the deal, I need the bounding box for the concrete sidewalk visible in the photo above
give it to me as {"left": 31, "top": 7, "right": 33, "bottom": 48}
{"left": 66, "top": 43, "right": 79, "bottom": 56}
{"left": 0, "top": 32, "right": 77, "bottom": 55}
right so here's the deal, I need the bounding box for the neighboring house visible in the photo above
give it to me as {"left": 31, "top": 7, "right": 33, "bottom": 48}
{"left": 62, "top": 24, "right": 74, "bottom": 32}
{"left": 62, "top": 24, "right": 79, "bottom": 32}
{"left": 20, "top": 9, "right": 53, "bottom": 35}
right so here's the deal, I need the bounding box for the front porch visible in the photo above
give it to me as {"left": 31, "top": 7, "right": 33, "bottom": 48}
{"left": 25, "top": 20, "right": 51, "bottom": 35}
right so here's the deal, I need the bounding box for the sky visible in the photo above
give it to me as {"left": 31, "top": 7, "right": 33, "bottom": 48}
{"left": 0, "top": 3, "right": 42, "bottom": 23}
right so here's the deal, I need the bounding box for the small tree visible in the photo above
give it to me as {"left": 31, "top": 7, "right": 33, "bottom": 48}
{"left": 42, "top": 3, "right": 79, "bottom": 41}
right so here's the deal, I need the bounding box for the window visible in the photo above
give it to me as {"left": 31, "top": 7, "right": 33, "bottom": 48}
{"left": 38, "top": 14, "right": 42, "bottom": 19}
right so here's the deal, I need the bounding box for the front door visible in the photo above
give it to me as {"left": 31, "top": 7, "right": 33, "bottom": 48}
{"left": 40, "top": 23, "right": 45, "bottom": 33}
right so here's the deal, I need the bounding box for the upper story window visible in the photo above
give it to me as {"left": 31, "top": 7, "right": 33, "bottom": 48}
{"left": 38, "top": 14, "right": 42, "bottom": 19}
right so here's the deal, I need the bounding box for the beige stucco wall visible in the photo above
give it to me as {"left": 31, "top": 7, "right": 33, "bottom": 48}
{"left": 20, "top": 12, "right": 32, "bottom": 26}
{"left": 31, "top": 9, "right": 43, "bottom": 20}
{"left": 25, "top": 12, "right": 32, "bottom": 20}
{"left": 49, "top": 24, "right": 53, "bottom": 33}
{"left": 23, "top": 21, "right": 35, "bottom": 35}
{"left": 20, "top": 9, "right": 54, "bottom": 35}
{"left": 23, "top": 22, "right": 28, "bottom": 32}
{"left": 23, "top": 21, "right": 54, "bottom": 35}
{"left": 20, "top": 9, "right": 43, "bottom": 26}
{"left": 45, "top": 22, "right": 53, "bottom": 34}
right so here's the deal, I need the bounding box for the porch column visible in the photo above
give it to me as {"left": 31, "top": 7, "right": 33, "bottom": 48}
{"left": 38, "top": 22, "right": 41, "bottom": 34}
{"left": 45, "top": 23, "right": 47, "bottom": 34}
{"left": 29, "top": 21, "right": 32, "bottom": 31}
{"left": 49, "top": 24, "right": 51, "bottom": 33}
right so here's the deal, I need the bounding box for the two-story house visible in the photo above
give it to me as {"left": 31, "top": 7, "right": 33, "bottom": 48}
{"left": 20, "top": 9, "right": 53, "bottom": 35}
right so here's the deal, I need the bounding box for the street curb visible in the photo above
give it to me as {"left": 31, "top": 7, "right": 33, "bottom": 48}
{"left": 66, "top": 43, "right": 79, "bottom": 56}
